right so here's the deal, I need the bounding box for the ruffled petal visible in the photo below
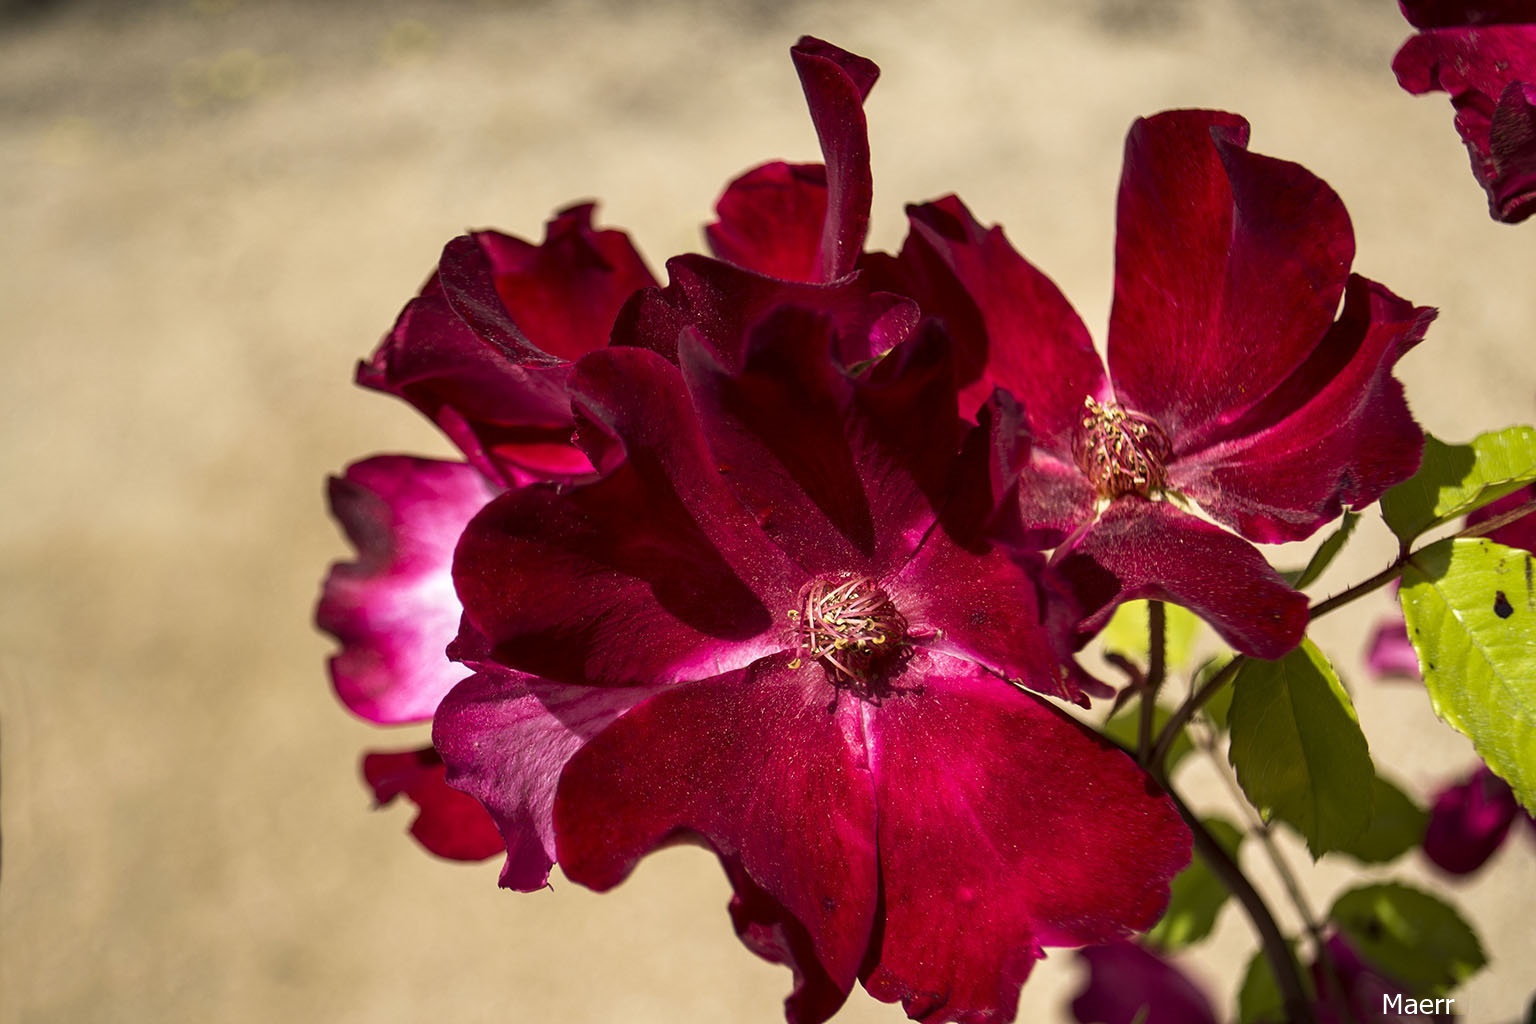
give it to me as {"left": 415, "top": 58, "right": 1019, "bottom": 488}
{"left": 318, "top": 456, "right": 494, "bottom": 723}
{"left": 791, "top": 37, "right": 878, "bottom": 281}
{"left": 680, "top": 309, "right": 957, "bottom": 575}
{"left": 1422, "top": 765, "right": 1518, "bottom": 875}
{"left": 877, "top": 195, "right": 1106, "bottom": 436}
{"left": 362, "top": 746, "right": 504, "bottom": 862}
{"left": 891, "top": 527, "right": 1083, "bottom": 704}
{"left": 1395, "top": 26, "right": 1536, "bottom": 222}
{"left": 1052, "top": 499, "right": 1308, "bottom": 659}
{"left": 1172, "top": 275, "right": 1432, "bottom": 543}
{"left": 454, "top": 347, "right": 799, "bottom": 686}
{"left": 553, "top": 656, "right": 879, "bottom": 1005}
{"left": 616, "top": 252, "right": 918, "bottom": 369}
{"left": 861, "top": 654, "right": 1190, "bottom": 1024}
{"left": 432, "top": 670, "right": 660, "bottom": 891}
{"left": 707, "top": 162, "right": 830, "bottom": 282}
{"left": 1070, "top": 943, "right": 1219, "bottom": 1024}
{"left": 1107, "top": 110, "right": 1355, "bottom": 448}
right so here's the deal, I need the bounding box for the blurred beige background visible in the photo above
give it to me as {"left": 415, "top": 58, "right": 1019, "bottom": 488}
{"left": 2, "top": 0, "right": 1534, "bottom": 1021}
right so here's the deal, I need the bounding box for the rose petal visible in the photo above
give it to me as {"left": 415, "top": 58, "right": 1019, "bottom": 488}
{"left": 454, "top": 347, "right": 799, "bottom": 686}
{"left": 879, "top": 195, "right": 1106, "bottom": 437}
{"left": 432, "top": 670, "right": 660, "bottom": 890}
{"left": 791, "top": 37, "right": 878, "bottom": 281}
{"left": 553, "top": 656, "right": 879, "bottom": 1001}
{"left": 362, "top": 746, "right": 504, "bottom": 862}
{"left": 1366, "top": 616, "right": 1422, "bottom": 681}
{"left": 318, "top": 456, "right": 494, "bottom": 723}
{"left": 707, "top": 162, "right": 830, "bottom": 282}
{"left": 1423, "top": 765, "right": 1519, "bottom": 875}
{"left": 680, "top": 310, "right": 957, "bottom": 576}
{"left": 861, "top": 654, "right": 1190, "bottom": 1023}
{"left": 1108, "top": 110, "right": 1355, "bottom": 448}
{"left": 1069, "top": 942, "right": 1219, "bottom": 1024}
{"left": 1467, "top": 481, "right": 1536, "bottom": 552}
{"left": 1394, "top": 26, "right": 1536, "bottom": 222}
{"left": 1399, "top": 1, "right": 1536, "bottom": 28}
{"left": 1172, "top": 275, "right": 1432, "bottom": 543}
{"left": 1052, "top": 499, "right": 1309, "bottom": 659}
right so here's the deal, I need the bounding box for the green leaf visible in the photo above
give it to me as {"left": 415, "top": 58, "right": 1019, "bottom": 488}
{"left": 1381, "top": 427, "right": 1536, "bottom": 543}
{"left": 1195, "top": 654, "right": 1235, "bottom": 732}
{"left": 1146, "top": 817, "right": 1243, "bottom": 951}
{"left": 1102, "top": 703, "right": 1195, "bottom": 773}
{"left": 1285, "top": 511, "right": 1360, "bottom": 589}
{"left": 1237, "top": 943, "right": 1309, "bottom": 1024}
{"left": 1400, "top": 536, "right": 1536, "bottom": 812}
{"left": 1101, "top": 599, "right": 1203, "bottom": 671}
{"left": 1336, "top": 775, "right": 1427, "bottom": 865}
{"left": 1329, "top": 883, "right": 1486, "bottom": 995}
{"left": 1227, "top": 640, "right": 1373, "bottom": 856}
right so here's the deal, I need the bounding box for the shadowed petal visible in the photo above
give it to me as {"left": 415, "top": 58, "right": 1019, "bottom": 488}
{"left": 1467, "top": 482, "right": 1536, "bottom": 551}
{"left": 433, "top": 670, "right": 661, "bottom": 890}
{"left": 861, "top": 654, "right": 1190, "bottom": 1024}
{"left": 1400, "top": 1, "right": 1536, "bottom": 28}
{"left": 455, "top": 347, "right": 798, "bottom": 686}
{"left": 554, "top": 656, "right": 879, "bottom": 1003}
{"left": 1052, "top": 499, "right": 1308, "bottom": 659}
{"left": 318, "top": 456, "right": 494, "bottom": 723}
{"left": 1173, "top": 276, "right": 1432, "bottom": 543}
{"left": 792, "top": 37, "right": 878, "bottom": 281}
{"left": 1108, "top": 110, "right": 1355, "bottom": 448}
{"left": 1070, "top": 943, "right": 1218, "bottom": 1024}
{"left": 707, "top": 162, "right": 830, "bottom": 282}
{"left": 724, "top": 856, "right": 852, "bottom": 1024}
{"left": 1423, "top": 765, "right": 1519, "bottom": 875}
{"left": 1395, "top": 26, "right": 1536, "bottom": 222}
{"left": 681, "top": 310, "right": 958, "bottom": 575}
{"left": 877, "top": 195, "right": 1105, "bottom": 436}
{"left": 362, "top": 746, "right": 504, "bottom": 862}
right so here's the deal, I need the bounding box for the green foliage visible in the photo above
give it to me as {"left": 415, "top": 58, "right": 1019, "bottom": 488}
{"left": 1237, "top": 943, "right": 1309, "bottom": 1024}
{"left": 1227, "top": 640, "right": 1373, "bottom": 857}
{"left": 1194, "top": 655, "right": 1235, "bottom": 732}
{"left": 1102, "top": 599, "right": 1202, "bottom": 670}
{"left": 1401, "top": 536, "right": 1536, "bottom": 813}
{"left": 1328, "top": 883, "right": 1486, "bottom": 995}
{"left": 1102, "top": 702, "right": 1195, "bottom": 772}
{"left": 1146, "top": 817, "right": 1243, "bottom": 951}
{"left": 1285, "top": 511, "right": 1359, "bottom": 589}
{"left": 1336, "top": 775, "right": 1427, "bottom": 865}
{"left": 1382, "top": 427, "right": 1536, "bottom": 543}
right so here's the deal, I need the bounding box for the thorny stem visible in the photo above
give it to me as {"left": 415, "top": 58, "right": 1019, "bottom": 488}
{"left": 1459, "top": 496, "right": 1536, "bottom": 540}
{"left": 1160, "top": 782, "right": 1317, "bottom": 1024}
{"left": 1137, "top": 601, "right": 1167, "bottom": 766}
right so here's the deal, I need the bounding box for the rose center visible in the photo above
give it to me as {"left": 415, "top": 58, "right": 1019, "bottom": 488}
{"left": 1072, "top": 396, "right": 1173, "bottom": 499}
{"left": 788, "top": 575, "right": 909, "bottom": 688}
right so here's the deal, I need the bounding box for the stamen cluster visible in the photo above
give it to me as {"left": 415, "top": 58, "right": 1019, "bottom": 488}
{"left": 788, "top": 575, "right": 908, "bottom": 686}
{"left": 1072, "top": 396, "right": 1174, "bottom": 499}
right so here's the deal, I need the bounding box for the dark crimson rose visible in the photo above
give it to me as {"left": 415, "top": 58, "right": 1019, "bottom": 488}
{"left": 1069, "top": 942, "right": 1218, "bottom": 1024}
{"left": 1423, "top": 764, "right": 1523, "bottom": 874}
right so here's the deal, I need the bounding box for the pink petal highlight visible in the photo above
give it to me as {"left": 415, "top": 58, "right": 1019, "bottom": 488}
{"left": 1053, "top": 499, "right": 1308, "bottom": 659}
{"left": 861, "top": 655, "right": 1190, "bottom": 1023}
{"left": 1367, "top": 616, "right": 1422, "bottom": 681}
{"left": 362, "top": 746, "right": 504, "bottom": 862}
{"left": 1108, "top": 110, "right": 1355, "bottom": 448}
{"left": 553, "top": 657, "right": 880, "bottom": 1002}
{"left": 318, "top": 456, "right": 494, "bottom": 724}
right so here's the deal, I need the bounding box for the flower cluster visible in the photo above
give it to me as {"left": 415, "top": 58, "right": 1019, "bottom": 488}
{"left": 319, "top": 36, "right": 1431, "bottom": 1024}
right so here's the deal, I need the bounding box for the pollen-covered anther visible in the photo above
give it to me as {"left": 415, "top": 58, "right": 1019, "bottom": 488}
{"left": 789, "top": 576, "right": 909, "bottom": 687}
{"left": 1072, "top": 396, "right": 1174, "bottom": 499}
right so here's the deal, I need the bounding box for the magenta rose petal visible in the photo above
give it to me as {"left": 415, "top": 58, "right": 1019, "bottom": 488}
{"left": 1423, "top": 765, "right": 1519, "bottom": 875}
{"left": 861, "top": 655, "right": 1189, "bottom": 1023}
{"left": 1399, "top": 1, "right": 1536, "bottom": 28}
{"left": 1052, "top": 499, "right": 1308, "bottom": 659}
{"left": 791, "top": 36, "right": 878, "bottom": 281}
{"left": 1172, "top": 275, "right": 1432, "bottom": 543}
{"left": 433, "top": 670, "right": 661, "bottom": 890}
{"left": 707, "top": 161, "right": 830, "bottom": 282}
{"left": 724, "top": 856, "right": 852, "bottom": 1024}
{"left": 888, "top": 195, "right": 1106, "bottom": 436}
{"left": 680, "top": 309, "right": 955, "bottom": 575}
{"left": 1070, "top": 942, "right": 1219, "bottom": 1024}
{"left": 1367, "top": 616, "right": 1422, "bottom": 681}
{"left": 553, "top": 658, "right": 879, "bottom": 1001}
{"left": 318, "top": 456, "right": 494, "bottom": 724}
{"left": 455, "top": 347, "right": 798, "bottom": 686}
{"left": 362, "top": 746, "right": 504, "bottom": 862}
{"left": 1395, "top": 25, "right": 1536, "bottom": 222}
{"left": 1108, "top": 110, "right": 1354, "bottom": 446}
{"left": 1468, "top": 481, "right": 1536, "bottom": 551}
